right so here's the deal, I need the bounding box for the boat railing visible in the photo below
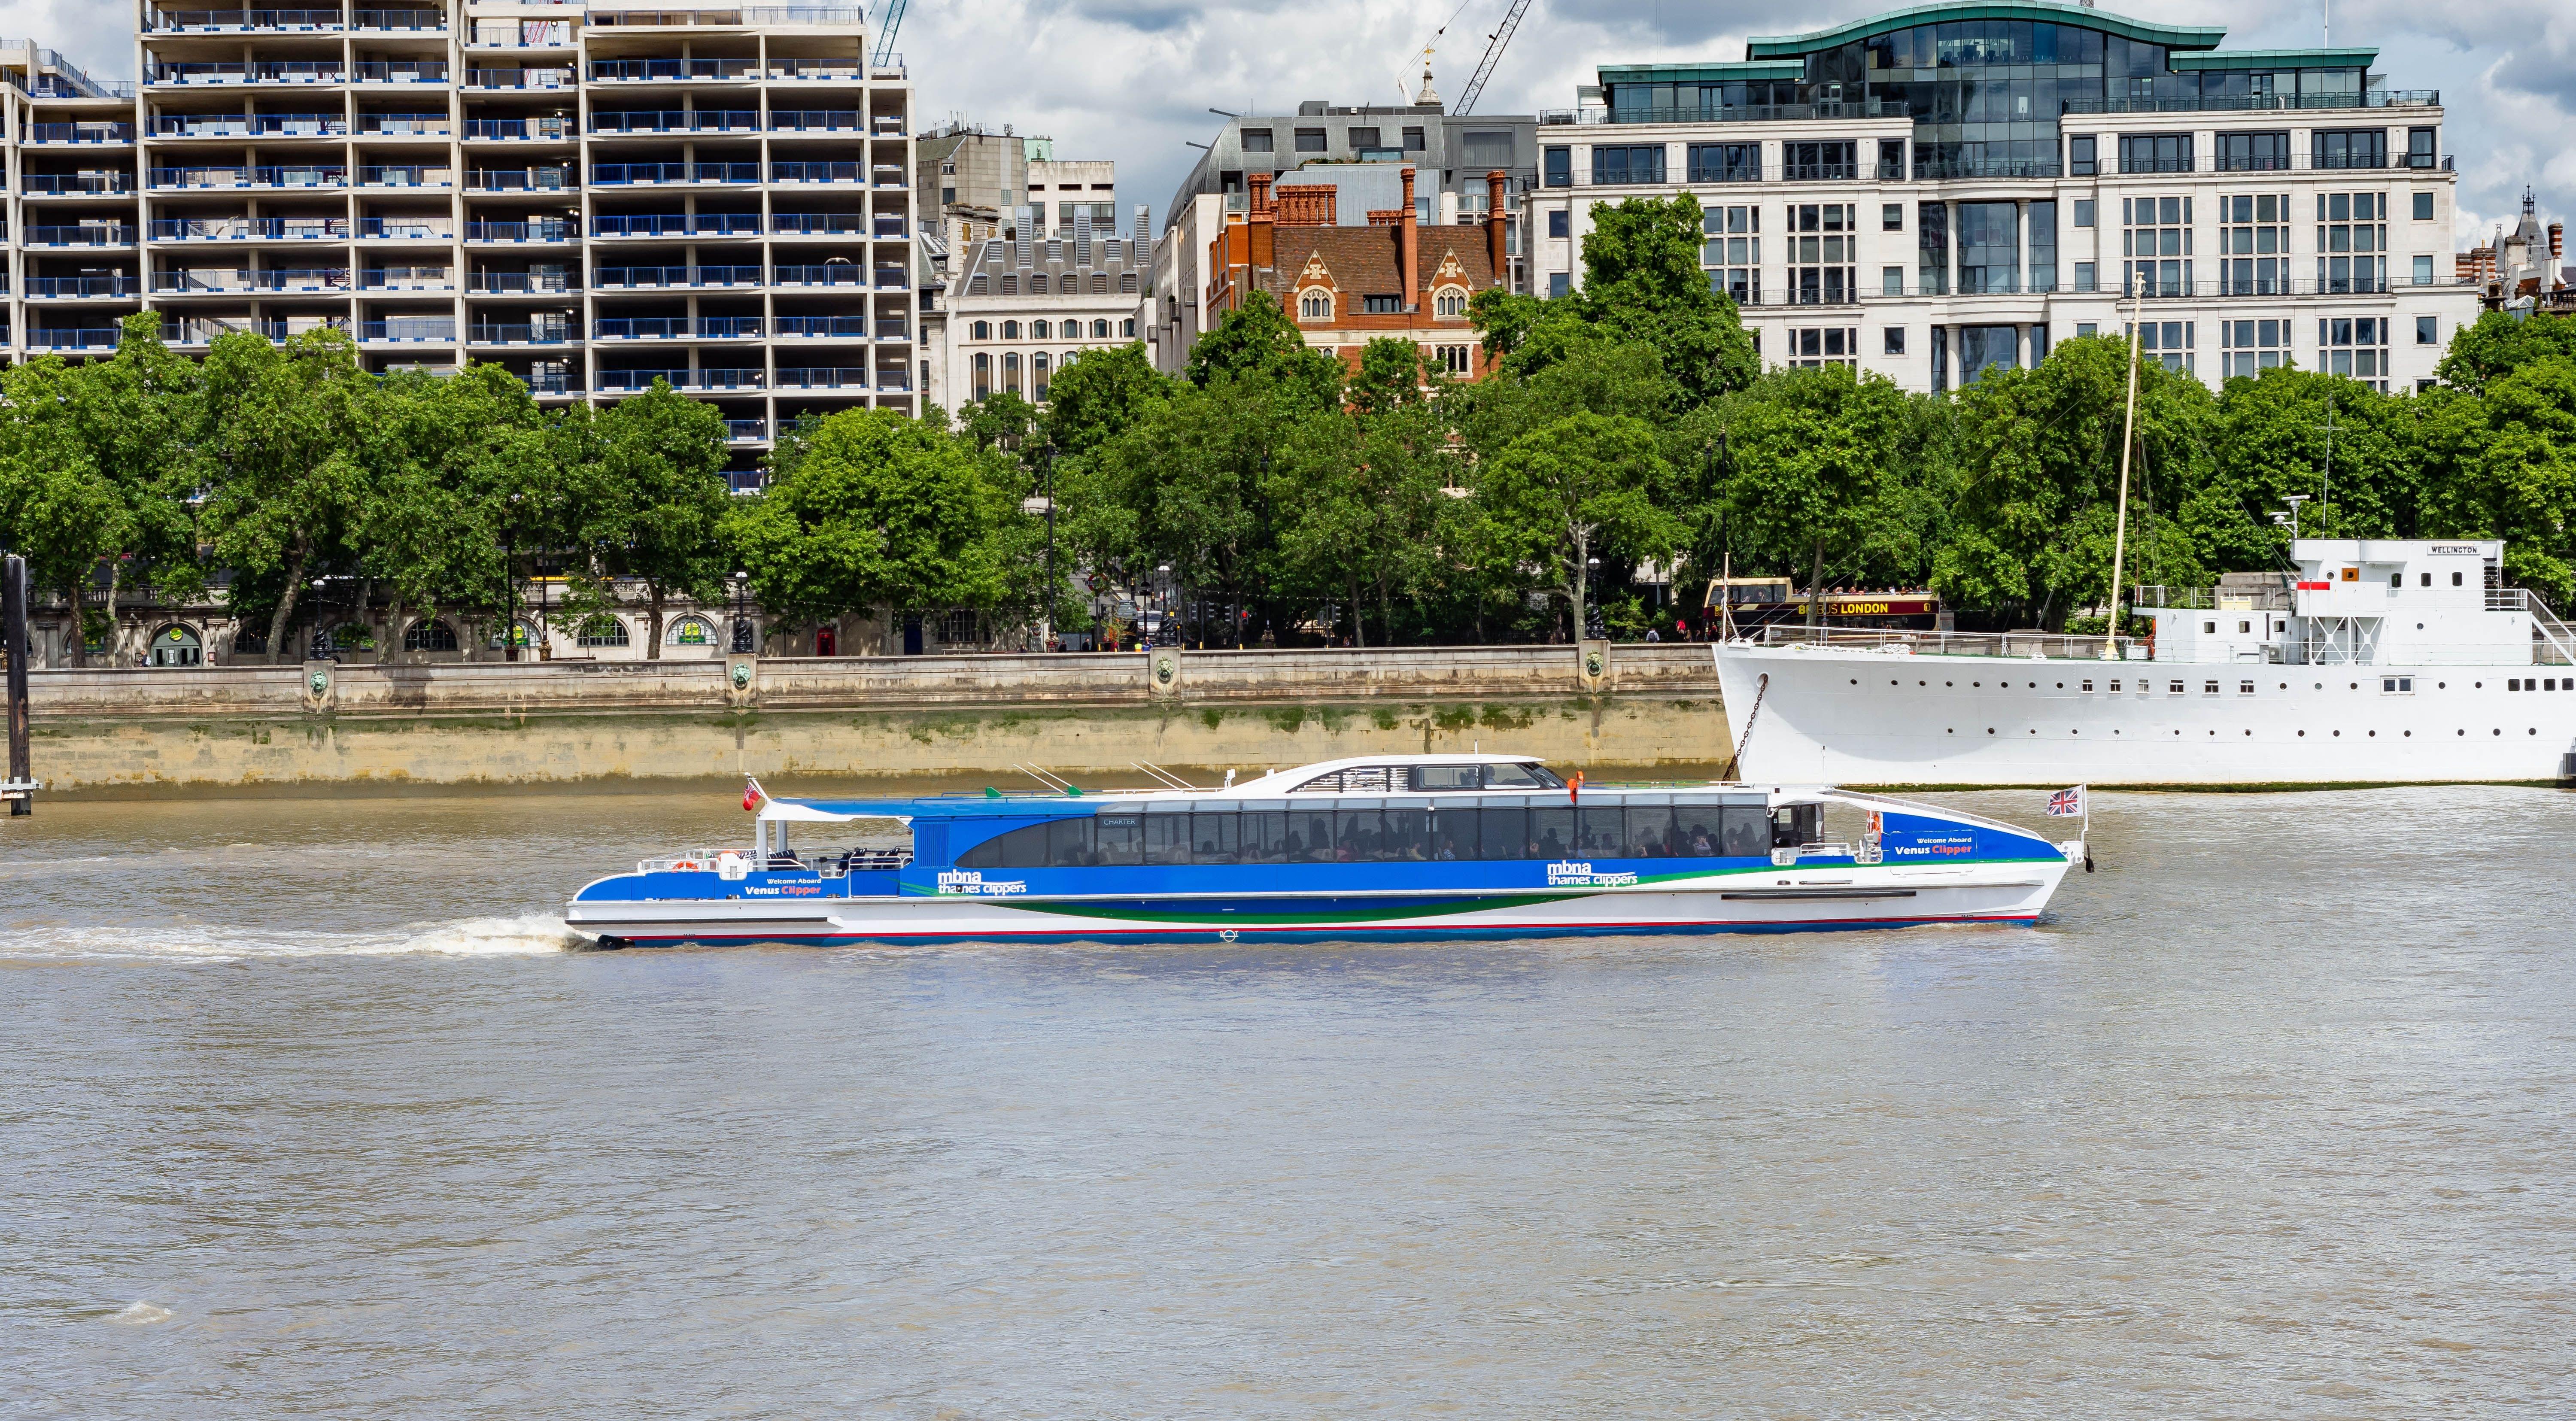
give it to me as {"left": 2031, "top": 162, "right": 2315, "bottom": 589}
{"left": 638, "top": 846, "right": 915, "bottom": 874}
{"left": 2490, "top": 587, "right": 2576, "bottom": 665}
{"left": 1754, "top": 625, "right": 2148, "bottom": 661}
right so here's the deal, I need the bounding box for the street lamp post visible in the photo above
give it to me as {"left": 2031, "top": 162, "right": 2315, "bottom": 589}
{"left": 730, "top": 569, "right": 753, "bottom": 653}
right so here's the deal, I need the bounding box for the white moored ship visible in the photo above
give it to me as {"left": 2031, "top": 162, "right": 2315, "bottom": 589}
{"left": 1716, "top": 539, "right": 2576, "bottom": 787}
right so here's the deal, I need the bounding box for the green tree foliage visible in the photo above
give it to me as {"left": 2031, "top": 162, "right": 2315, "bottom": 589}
{"left": 1268, "top": 369, "right": 1457, "bottom": 646}
{"left": 1708, "top": 364, "right": 1914, "bottom": 625}
{"left": 359, "top": 364, "right": 544, "bottom": 655}
{"left": 589, "top": 381, "right": 733, "bottom": 656}
{"left": 1471, "top": 195, "right": 1756, "bottom": 407}
{"left": 1477, "top": 411, "right": 1679, "bottom": 638}
{"left": 1042, "top": 344, "right": 1173, "bottom": 457}
{"left": 2419, "top": 354, "right": 2576, "bottom": 603}
{"left": 727, "top": 407, "right": 1017, "bottom": 634}
{"left": 1184, "top": 291, "right": 1345, "bottom": 410}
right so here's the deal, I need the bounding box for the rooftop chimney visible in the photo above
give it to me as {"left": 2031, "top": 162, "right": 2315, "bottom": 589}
{"left": 1399, "top": 166, "right": 1419, "bottom": 312}
{"left": 1485, "top": 170, "right": 1508, "bottom": 286}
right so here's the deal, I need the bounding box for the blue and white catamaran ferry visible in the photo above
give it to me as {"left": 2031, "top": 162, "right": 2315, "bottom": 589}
{"left": 565, "top": 756, "right": 2081, "bottom": 947}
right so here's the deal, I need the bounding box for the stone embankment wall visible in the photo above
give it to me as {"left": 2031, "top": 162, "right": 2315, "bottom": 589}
{"left": 24, "top": 644, "right": 1733, "bottom": 794}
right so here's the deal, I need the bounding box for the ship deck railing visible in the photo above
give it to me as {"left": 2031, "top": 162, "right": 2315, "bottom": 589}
{"left": 1754, "top": 626, "right": 2146, "bottom": 661}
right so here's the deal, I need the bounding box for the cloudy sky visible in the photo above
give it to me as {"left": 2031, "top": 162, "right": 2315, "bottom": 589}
{"left": 24, "top": 0, "right": 2571, "bottom": 243}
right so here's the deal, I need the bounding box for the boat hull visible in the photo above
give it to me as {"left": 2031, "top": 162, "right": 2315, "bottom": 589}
{"left": 565, "top": 868, "right": 2068, "bottom": 947}
{"left": 1719, "top": 644, "right": 2576, "bottom": 786}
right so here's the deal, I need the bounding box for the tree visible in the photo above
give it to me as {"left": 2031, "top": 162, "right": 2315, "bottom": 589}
{"left": 1185, "top": 291, "right": 1344, "bottom": 410}
{"left": 1476, "top": 411, "right": 1678, "bottom": 639}
{"left": 358, "top": 364, "right": 544, "bottom": 659}
{"left": 955, "top": 390, "right": 1037, "bottom": 453}
{"left": 1711, "top": 364, "right": 1913, "bottom": 624}
{"left": 199, "top": 327, "right": 382, "bottom": 662}
{"left": 1076, "top": 375, "right": 1291, "bottom": 644}
{"left": 592, "top": 380, "right": 732, "bottom": 656}
{"left": 726, "top": 407, "right": 1015, "bottom": 633}
{"left": 1267, "top": 382, "right": 1455, "bottom": 645}
{"left": 2434, "top": 310, "right": 2576, "bottom": 396}
{"left": 2418, "top": 354, "right": 2576, "bottom": 605}
{"left": 1041, "top": 343, "right": 1173, "bottom": 457}
{"left": 2198, "top": 365, "right": 2419, "bottom": 568}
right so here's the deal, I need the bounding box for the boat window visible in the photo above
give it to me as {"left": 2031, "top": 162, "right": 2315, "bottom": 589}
{"left": 1410, "top": 763, "right": 1483, "bottom": 791}
{"left": 1094, "top": 814, "right": 1143, "bottom": 865}
{"left": 1191, "top": 810, "right": 1243, "bottom": 863}
{"left": 1291, "top": 771, "right": 1342, "bottom": 792}
{"left": 1577, "top": 806, "right": 1627, "bottom": 855}
{"left": 1484, "top": 762, "right": 1563, "bottom": 789}
{"left": 1622, "top": 804, "right": 1676, "bottom": 856}
{"left": 1142, "top": 812, "right": 1191, "bottom": 865}
{"left": 2168, "top": 680, "right": 2186, "bottom": 695}
{"left": 958, "top": 820, "right": 1054, "bottom": 868}
{"left": 1771, "top": 804, "right": 1822, "bottom": 848}
{"left": 1286, "top": 808, "right": 1336, "bottom": 862}
{"left": 2081, "top": 680, "right": 2094, "bottom": 692}
{"left": 1477, "top": 802, "right": 1528, "bottom": 859}
{"left": 2108, "top": 679, "right": 2120, "bottom": 692}
{"left": 1045, "top": 817, "right": 1097, "bottom": 866}
{"left": 1340, "top": 765, "right": 1398, "bottom": 792}
{"left": 1721, "top": 804, "right": 1770, "bottom": 856}
{"left": 2204, "top": 680, "right": 2220, "bottom": 695}
{"left": 2239, "top": 680, "right": 2255, "bottom": 694}
{"left": 1527, "top": 808, "right": 1576, "bottom": 859}
{"left": 1242, "top": 810, "right": 1290, "bottom": 862}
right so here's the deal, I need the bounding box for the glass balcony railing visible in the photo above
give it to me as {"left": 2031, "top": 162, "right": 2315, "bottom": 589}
{"left": 591, "top": 214, "right": 760, "bottom": 237}
{"left": 768, "top": 109, "right": 860, "bottom": 132}
{"left": 769, "top": 161, "right": 860, "bottom": 183}
{"left": 155, "top": 217, "right": 352, "bottom": 240}
{"left": 773, "top": 316, "right": 871, "bottom": 338}
{"left": 464, "top": 220, "right": 579, "bottom": 242}
{"left": 362, "top": 268, "right": 452, "bottom": 288}
{"left": 353, "top": 8, "right": 448, "bottom": 30}
{"left": 595, "top": 367, "right": 764, "bottom": 391}
{"left": 353, "top": 61, "right": 450, "bottom": 82}
{"left": 359, "top": 165, "right": 454, "bottom": 186}
{"left": 587, "top": 109, "right": 759, "bottom": 134}
{"left": 770, "top": 213, "right": 867, "bottom": 235}
{"left": 594, "top": 316, "right": 763, "bottom": 339}
{"left": 470, "top": 272, "right": 577, "bottom": 292}
{"left": 360, "top": 318, "right": 458, "bottom": 341}
{"left": 588, "top": 58, "right": 756, "bottom": 81}
{"left": 27, "top": 276, "right": 143, "bottom": 298}
{"left": 591, "top": 264, "right": 760, "bottom": 288}
{"left": 468, "top": 169, "right": 575, "bottom": 191}
{"left": 465, "top": 117, "right": 574, "bottom": 140}
{"left": 162, "top": 317, "right": 296, "bottom": 343}
{"left": 151, "top": 164, "right": 348, "bottom": 188}
{"left": 150, "top": 61, "right": 348, "bottom": 83}
{"left": 725, "top": 419, "right": 768, "bottom": 441}
{"left": 465, "top": 68, "right": 574, "bottom": 88}
{"left": 147, "top": 8, "right": 347, "bottom": 30}
{"left": 468, "top": 323, "right": 580, "bottom": 344}
{"left": 360, "top": 112, "right": 450, "bottom": 136}
{"left": 158, "top": 113, "right": 345, "bottom": 137}
{"left": 26, "top": 122, "right": 136, "bottom": 143}
{"left": 26, "top": 224, "right": 137, "bottom": 246}
{"left": 29, "top": 328, "right": 129, "bottom": 349}
{"left": 773, "top": 264, "right": 865, "bottom": 286}
{"left": 362, "top": 218, "right": 453, "bottom": 240}
{"left": 771, "top": 367, "right": 874, "bottom": 390}
{"left": 591, "top": 161, "right": 760, "bottom": 184}
{"left": 23, "top": 173, "right": 131, "bottom": 194}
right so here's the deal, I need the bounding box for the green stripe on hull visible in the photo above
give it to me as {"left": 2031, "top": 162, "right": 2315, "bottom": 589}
{"left": 1009, "top": 893, "right": 1572, "bottom": 926}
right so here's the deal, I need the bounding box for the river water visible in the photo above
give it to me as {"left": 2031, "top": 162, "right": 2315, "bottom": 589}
{"left": 3, "top": 784, "right": 2569, "bottom": 1416}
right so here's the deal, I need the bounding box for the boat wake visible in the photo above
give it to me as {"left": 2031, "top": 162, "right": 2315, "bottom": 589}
{"left": 0, "top": 914, "right": 593, "bottom": 962}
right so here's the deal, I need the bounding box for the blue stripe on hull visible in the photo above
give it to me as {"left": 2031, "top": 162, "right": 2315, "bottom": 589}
{"left": 599, "top": 913, "right": 2045, "bottom": 949}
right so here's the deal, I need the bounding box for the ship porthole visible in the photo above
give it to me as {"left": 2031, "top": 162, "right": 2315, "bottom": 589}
{"left": 2279, "top": 683, "right": 2287, "bottom": 689}
{"left": 2458, "top": 729, "right": 2466, "bottom": 736}
{"left": 2532, "top": 729, "right": 2539, "bottom": 735}
{"left": 2368, "top": 730, "right": 2376, "bottom": 737}
{"left": 2495, "top": 729, "right": 2503, "bottom": 735}
{"left": 2439, "top": 682, "right": 2446, "bottom": 689}
{"left": 2404, "top": 730, "right": 2411, "bottom": 737}
{"left": 1850, "top": 679, "right": 1857, "bottom": 685}
{"left": 1987, "top": 728, "right": 1994, "bottom": 734}
{"left": 2333, "top": 730, "right": 2341, "bottom": 737}
{"left": 2244, "top": 730, "right": 2251, "bottom": 736}
{"left": 1945, "top": 681, "right": 1953, "bottom": 687}
{"left": 2298, "top": 730, "right": 2305, "bottom": 737}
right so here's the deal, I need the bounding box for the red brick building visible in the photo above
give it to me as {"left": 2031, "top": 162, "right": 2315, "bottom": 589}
{"left": 1204, "top": 166, "right": 1510, "bottom": 380}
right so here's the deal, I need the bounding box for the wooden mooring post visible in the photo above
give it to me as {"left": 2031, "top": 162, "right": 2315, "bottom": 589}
{"left": 3, "top": 553, "right": 31, "bottom": 816}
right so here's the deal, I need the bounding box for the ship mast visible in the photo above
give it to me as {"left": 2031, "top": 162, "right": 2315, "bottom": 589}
{"left": 2105, "top": 269, "right": 2145, "bottom": 654}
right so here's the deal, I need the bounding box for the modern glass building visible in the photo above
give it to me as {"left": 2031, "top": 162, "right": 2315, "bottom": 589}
{"left": 1529, "top": 0, "right": 2477, "bottom": 393}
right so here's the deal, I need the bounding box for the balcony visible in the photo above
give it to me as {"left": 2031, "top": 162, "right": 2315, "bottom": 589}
{"left": 586, "top": 6, "right": 863, "bottom": 24}
{"left": 27, "top": 224, "right": 138, "bottom": 247}
{"left": 595, "top": 367, "right": 764, "bottom": 391}
{"left": 27, "top": 276, "right": 144, "bottom": 299}
{"left": 590, "top": 161, "right": 761, "bottom": 185}
{"left": 149, "top": 61, "right": 347, "bottom": 85}
{"left": 725, "top": 418, "right": 768, "bottom": 441}
{"left": 157, "top": 113, "right": 345, "bottom": 137}
{"left": 588, "top": 58, "right": 757, "bottom": 81}
{"left": 150, "top": 164, "right": 349, "bottom": 189}
{"left": 154, "top": 217, "right": 352, "bottom": 240}
{"left": 27, "top": 328, "right": 129, "bottom": 351}
{"left": 163, "top": 317, "right": 296, "bottom": 344}
{"left": 360, "top": 317, "right": 459, "bottom": 342}
{"left": 773, "top": 366, "right": 873, "bottom": 389}
{"left": 769, "top": 109, "right": 860, "bottom": 133}
{"left": 774, "top": 316, "right": 871, "bottom": 338}
{"left": 24, "top": 173, "right": 132, "bottom": 195}
{"left": 464, "top": 220, "right": 579, "bottom": 243}
{"left": 468, "top": 323, "right": 580, "bottom": 344}
{"left": 465, "top": 67, "right": 574, "bottom": 89}
{"left": 774, "top": 263, "right": 866, "bottom": 286}
{"left": 2063, "top": 90, "right": 2439, "bottom": 116}
{"left": 353, "top": 60, "right": 450, "bottom": 83}
{"left": 146, "top": 8, "right": 348, "bottom": 30}
{"left": 592, "top": 264, "right": 760, "bottom": 288}
{"left": 466, "top": 117, "right": 575, "bottom": 140}
{"left": 766, "top": 61, "right": 861, "bottom": 80}
{"left": 467, "top": 168, "right": 577, "bottom": 191}
{"left": 588, "top": 109, "right": 759, "bottom": 134}
{"left": 1914, "top": 158, "right": 2063, "bottom": 180}
{"left": 770, "top": 160, "right": 860, "bottom": 183}
{"left": 771, "top": 213, "right": 868, "bottom": 235}
{"left": 591, "top": 213, "right": 761, "bottom": 237}
{"left": 361, "top": 218, "right": 454, "bottom": 240}
{"left": 360, "top": 112, "right": 450, "bottom": 136}
{"left": 360, "top": 164, "right": 455, "bottom": 187}
{"left": 1541, "top": 98, "right": 1896, "bottom": 125}
{"left": 362, "top": 267, "right": 453, "bottom": 290}
{"left": 353, "top": 8, "right": 447, "bottom": 30}
{"left": 594, "top": 316, "right": 764, "bottom": 340}
{"left": 155, "top": 270, "right": 352, "bottom": 293}
{"left": 470, "top": 272, "right": 580, "bottom": 293}
{"left": 27, "top": 121, "right": 137, "bottom": 143}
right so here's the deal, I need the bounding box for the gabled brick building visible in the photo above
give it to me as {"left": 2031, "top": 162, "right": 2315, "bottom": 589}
{"left": 1205, "top": 166, "right": 1511, "bottom": 380}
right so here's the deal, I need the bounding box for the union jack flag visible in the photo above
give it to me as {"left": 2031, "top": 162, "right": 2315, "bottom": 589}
{"left": 2046, "top": 786, "right": 2086, "bottom": 818}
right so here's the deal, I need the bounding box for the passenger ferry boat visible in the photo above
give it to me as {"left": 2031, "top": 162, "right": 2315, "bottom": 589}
{"left": 1716, "top": 539, "right": 2576, "bottom": 786}
{"left": 564, "top": 755, "right": 2082, "bottom": 947}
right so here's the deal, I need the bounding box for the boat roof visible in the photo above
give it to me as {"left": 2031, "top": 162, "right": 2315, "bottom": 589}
{"left": 757, "top": 754, "right": 1555, "bottom": 823}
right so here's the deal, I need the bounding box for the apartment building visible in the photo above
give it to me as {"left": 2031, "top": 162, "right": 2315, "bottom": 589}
{"left": 1527, "top": 0, "right": 2481, "bottom": 394}
{"left": 7, "top": 4, "right": 911, "bottom": 486}
{"left": 1145, "top": 80, "right": 1536, "bottom": 374}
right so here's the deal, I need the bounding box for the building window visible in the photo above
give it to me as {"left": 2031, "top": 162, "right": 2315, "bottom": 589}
{"left": 1402, "top": 126, "right": 1426, "bottom": 152}
{"left": 2406, "top": 127, "right": 2437, "bottom": 169}
{"left": 1686, "top": 142, "right": 1758, "bottom": 184}
{"left": 1917, "top": 201, "right": 1947, "bottom": 296}
{"left": 940, "top": 186, "right": 955, "bottom": 204}
{"left": 2412, "top": 254, "right": 2435, "bottom": 286}
{"left": 2314, "top": 129, "right": 2388, "bottom": 170}
{"left": 1548, "top": 272, "right": 1570, "bottom": 298}
{"left": 2029, "top": 200, "right": 2057, "bottom": 292}
{"left": 2318, "top": 192, "right": 2387, "bottom": 294}
{"left": 2117, "top": 134, "right": 2193, "bottom": 174}
{"left": 2126, "top": 319, "right": 2194, "bottom": 373}
{"left": 1436, "top": 343, "right": 1471, "bottom": 374}
{"left": 2418, "top": 315, "right": 2439, "bottom": 345}
{"left": 1787, "top": 327, "right": 1857, "bottom": 368}
{"left": 1001, "top": 319, "right": 1020, "bottom": 338}
{"left": 1003, "top": 350, "right": 1020, "bottom": 393}
{"left": 2219, "top": 318, "right": 2290, "bottom": 378}
{"left": 2122, "top": 195, "right": 2192, "bottom": 298}
{"left": 1789, "top": 203, "right": 1854, "bottom": 304}
{"left": 401, "top": 619, "right": 456, "bottom": 653}
{"left": 970, "top": 319, "right": 990, "bottom": 339}
{"left": 1959, "top": 325, "right": 2018, "bottom": 382}
{"left": 665, "top": 616, "right": 715, "bottom": 647}
{"left": 1434, "top": 287, "right": 1468, "bottom": 318}
{"left": 1591, "top": 144, "right": 1665, "bottom": 185}
{"left": 1882, "top": 265, "right": 1903, "bottom": 295}
{"left": 1781, "top": 140, "right": 1855, "bottom": 181}
{"left": 1298, "top": 289, "right": 1331, "bottom": 320}
{"left": 2319, "top": 316, "right": 2388, "bottom": 390}
{"left": 1122, "top": 318, "right": 1136, "bottom": 337}
{"left": 972, "top": 351, "right": 989, "bottom": 399}
{"left": 1883, "top": 326, "right": 1905, "bottom": 355}
{"left": 1957, "top": 201, "right": 2017, "bottom": 294}
{"left": 1295, "top": 128, "right": 1326, "bottom": 153}
{"left": 1543, "top": 146, "right": 1570, "bottom": 188}
{"left": 575, "top": 615, "right": 630, "bottom": 647}
{"left": 2412, "top": 191, "right": 2435, "bottom": 222}
{"left": 2073, "top": 261, "right": 2096, "bottom": 292}
{"left": 1362, "top": 294, "right": 1403, "bottom": 314}
{"left": 1881, "top": 203, "right": 1902, "bottom": 231}
{"left": 2075, "top": 322, "right": 2096, "bottom": 338}
{"left": 2068, "top": 134, "right": 2096, "bottom": 177}
{"left": 1242, "top": 128, "right": 1273, "bottom": 153}
{"left": 1347, "top": 126, "right": 1381, "bottom": 149}
{"left": 1091, "top": 318, "right": 1110, "bottom": 338}
{"left": 2213, "top": 193, "right": 2289, "bottom": 297}
{"left": 1876, "top": 139, "right": 1905, "bottom": 179}
{"left": 1701, "top": 204, "right": 1759, "bottom": 304}
{"left": 1030, "top": 318, "right": 1051, "bottom": 339}
{"left": 1032, "top": 351, "right": 1050, "bottom": 401}
{"left": 1548, "top": 209, "right": 1568, "bottom": 239}
{"left": 1030, "top": 274, "right": 1048, "bottom": 295}
{"left": 2073, "top": 198, "right": 2094, "bottom": 228}
{"left": 2216, "top": 131, "right": 2291, "bottom": 172}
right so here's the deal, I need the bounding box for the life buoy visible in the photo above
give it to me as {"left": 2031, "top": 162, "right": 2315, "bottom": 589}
{"left": 672, "top": 859, "right": 700, "bottom": 872}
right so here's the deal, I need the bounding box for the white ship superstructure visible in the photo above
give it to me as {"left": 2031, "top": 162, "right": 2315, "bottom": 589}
{"left": 1716, "top": 539, "right": 2576, "bottom": 786}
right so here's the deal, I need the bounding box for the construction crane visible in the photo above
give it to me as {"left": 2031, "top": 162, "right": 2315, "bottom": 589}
{"left": 871, "top": 0, "right": 906, "bottom": 69}
{"left": 1453, "top": 0, "right": 1533, "bottom": 115}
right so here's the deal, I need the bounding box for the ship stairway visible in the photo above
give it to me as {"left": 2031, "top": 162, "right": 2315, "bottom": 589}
{"left": 2525, "top": 591, "right": 2576, "bottom": 666}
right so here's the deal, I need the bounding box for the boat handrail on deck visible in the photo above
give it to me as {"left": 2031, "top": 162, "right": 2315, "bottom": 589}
{"left": 1754, "top": 626, "right": 2146, "bottom": 661}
